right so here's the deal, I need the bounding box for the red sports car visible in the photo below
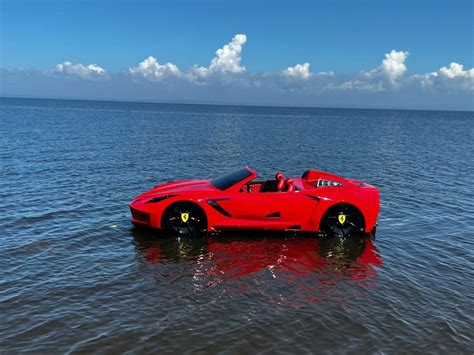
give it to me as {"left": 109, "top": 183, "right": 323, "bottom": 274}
{"left": 130, "top": 167, "right": 379, "bottom": 237}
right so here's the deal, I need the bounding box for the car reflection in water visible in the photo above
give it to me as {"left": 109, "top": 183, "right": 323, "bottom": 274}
{"left": 132, "top": 230, "right": 382, "bottom": 292}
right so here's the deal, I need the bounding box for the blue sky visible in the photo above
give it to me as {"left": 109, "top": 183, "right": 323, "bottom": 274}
{"left": 1, "top": 0, "right": 473, "bottom": 109}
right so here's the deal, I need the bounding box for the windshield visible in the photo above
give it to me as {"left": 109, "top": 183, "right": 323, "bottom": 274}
{"left": 211, "top": 168, "right": 252, "bottom": 190}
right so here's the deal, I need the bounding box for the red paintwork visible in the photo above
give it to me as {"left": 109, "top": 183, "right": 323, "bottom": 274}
{"left": 130, "top": 166, "right": 380, "bottom": 234}
{"left": 139, "top": 236, "right": 383, "bottom": 287}
{"left": 205, "top": 237, "right": 383, "bottom": 280}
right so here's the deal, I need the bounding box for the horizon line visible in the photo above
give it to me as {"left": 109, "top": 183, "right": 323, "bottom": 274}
{"left": 0, "top": 95, "right": 472, "bottom": 114}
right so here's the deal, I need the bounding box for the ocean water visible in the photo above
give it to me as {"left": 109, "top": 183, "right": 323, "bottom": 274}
{"left": 1, "top": 98, "right": 473, "bottom": 353}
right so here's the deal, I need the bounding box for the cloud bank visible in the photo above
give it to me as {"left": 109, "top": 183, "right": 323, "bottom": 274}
{"left": 128, "top": 56, "right": 181, "bottom": 80}
{"left": 283, "top": 63, "right": 313, "bottom": 80}
{"left": 1, "top": 34, "right": 473, "bottom": 110}
{"left": 127, "top": 34, "right": 248, "bottom": 82}
{"left": 52, "top": 61, "right": 106, "bottom": 79}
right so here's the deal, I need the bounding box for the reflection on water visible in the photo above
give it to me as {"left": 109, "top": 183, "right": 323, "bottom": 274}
{"left": 132, "top": 229, "right": 383, "bottom": 302}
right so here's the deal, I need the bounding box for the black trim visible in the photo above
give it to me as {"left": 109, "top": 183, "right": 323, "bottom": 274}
{"left": 130, "top": 207, "right": 150, "bottom": 223}
{"left": 265, "top": 212, "right": 281, "bottom": 218}
{"left": 146, "top": 195, "right": 177, "bottom": 204}
{"left": 286, "top": 225, "right": 301, "bottom": 230}
{"left": 207, "top": 199, "right": 232, "bottom": 217}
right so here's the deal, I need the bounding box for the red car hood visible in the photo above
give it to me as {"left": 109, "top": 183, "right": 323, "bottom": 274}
{"left": 136, "top": 179, "right": 216, "bottom": 199}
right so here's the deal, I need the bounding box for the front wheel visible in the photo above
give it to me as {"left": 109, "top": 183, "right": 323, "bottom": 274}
{"left": 162, "top": 202, "right": 207, "bottom": 237}
{"left": 319, "top": 204, "right": 365, "bottom": 238}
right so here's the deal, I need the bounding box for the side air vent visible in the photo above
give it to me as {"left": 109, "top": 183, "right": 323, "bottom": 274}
{"left": 207, "top": 199, "right": 231, "bottom": 217}
{"left": 265, "top": 212, "right": 281, "bottom": 218}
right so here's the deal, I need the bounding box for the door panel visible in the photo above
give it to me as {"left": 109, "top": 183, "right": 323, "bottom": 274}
{"left": 219, "top": 191, "right": 316, "bottom": 226}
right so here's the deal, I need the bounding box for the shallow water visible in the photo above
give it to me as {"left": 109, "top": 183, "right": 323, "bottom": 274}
{"left": 1, "top": 98, "right": 473, "bottom": 353}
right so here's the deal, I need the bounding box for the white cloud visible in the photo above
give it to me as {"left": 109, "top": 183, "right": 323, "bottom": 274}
{"left": 413, "top": 62, "right": 474, "bottom": 91}
{"left": 335, "top": 79, "right": 384, "bottom": 92}
{"left": 209, "top": 33, "right": 247, "bottom": 74}
{"left": 338, "top": 49, "right": 409, "bottom": 91}
{"left": 439, "top": 62, "right": 474, "bottom": 79}
{"left": 53, "top": 61, "right": 105, "bottom": 79}
{"left": 189, "top": 34, "right": 247, "bottom": 80}
{"left": 380, "top": 50, "right": 409, "bottom": 84}
{"left": 128, "top": 56, "right": 181, "bottom": 80}
{"left": 413, "top": 72, "right": 438, "bottom": 89}
{"left": 315, "top": 71, "right": 335, "bottom": 77}
{"left": 282, "top": 63, "right": 313, "bottom": 79}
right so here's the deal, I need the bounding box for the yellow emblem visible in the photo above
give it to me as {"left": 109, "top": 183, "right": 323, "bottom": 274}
{"left": 181, "top": 213, "right": 189, "bottom": 223}
{"left": 338, "top": 214, "right": 346, "bottom": 225}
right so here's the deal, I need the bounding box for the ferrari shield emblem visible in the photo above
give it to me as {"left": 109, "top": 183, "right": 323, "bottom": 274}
{"left": 338, "top": 214, "right": 346, "bottom": 225}
{"left": 181, "top": 213, "right": 189, "bottom": 223}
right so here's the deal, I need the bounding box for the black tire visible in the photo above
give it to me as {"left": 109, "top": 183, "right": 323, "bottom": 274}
{"left": 319, "top": 203, "right": 365, "bottom": 238}
{"left": 162, "top": 202, "right": 207, "bottom": 237}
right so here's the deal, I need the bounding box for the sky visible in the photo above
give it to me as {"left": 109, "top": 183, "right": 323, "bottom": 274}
{"left": 1, "top": 0, "right": 473, "bottom": 110}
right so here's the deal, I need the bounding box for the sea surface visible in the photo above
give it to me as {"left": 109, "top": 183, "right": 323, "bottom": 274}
{"left": 1, "top": 98, "right": 473, "bottom": 353}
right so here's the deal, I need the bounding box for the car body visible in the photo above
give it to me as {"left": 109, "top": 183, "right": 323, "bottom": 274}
{"left": 129, "top": 167, "right": 379, "bottom": 237}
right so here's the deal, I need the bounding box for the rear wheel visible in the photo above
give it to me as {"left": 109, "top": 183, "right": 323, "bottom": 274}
{"left": 319, "top": 204, "right": 365, "bottom": 238}
{"left": 162, "top": 202, "right": 207, "bottom": 237}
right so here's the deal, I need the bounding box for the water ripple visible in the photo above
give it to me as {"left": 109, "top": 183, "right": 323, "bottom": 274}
{"left": 1, "top": 98, "right": 473, "bottom": 353}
